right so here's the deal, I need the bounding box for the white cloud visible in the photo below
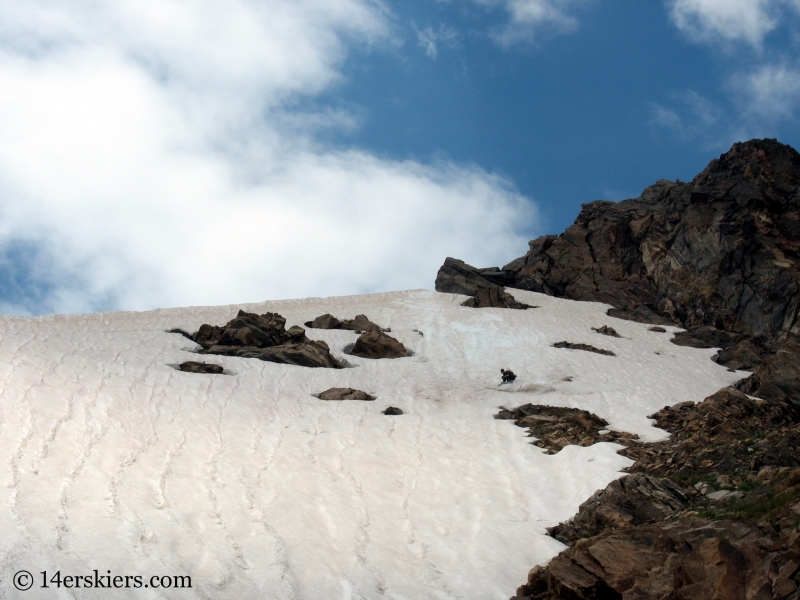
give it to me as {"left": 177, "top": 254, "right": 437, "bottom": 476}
{"left": 732, "top": 62, "right": 800, "bottom": 119}
{"left": 414, "top": 24, "right": 458, "bottom": 59}
{"left": 0, "top": 1, "right": 536, "bottom": 314}
{"left": 473, "top": 0, "right": 590, "bottom": 46}
{"left": 667, "top": 0, "right": 800, "bottom": 47}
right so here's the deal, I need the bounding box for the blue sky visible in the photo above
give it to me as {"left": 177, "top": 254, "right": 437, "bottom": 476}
{"left": 0, "top": 0, "right": 799, "bottom": 314}
{"left": 331, "top": 0, "right": 800, "bottom": 234}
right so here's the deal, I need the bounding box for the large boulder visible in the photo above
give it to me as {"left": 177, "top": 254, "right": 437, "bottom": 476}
{"left": 317, "top": 388, "right": 375, "bottom": 401}
{"left": 435, "top": 257, "right": 514, "bottom": 296}
{"left": 305, "top": 313, "right": 384, "bottom": 332}
{"left": 305, "top": 313, "right": 342, "bottom": 330}
{"left": 461, "top": 286, "right": 531, "bottom": 309}
{"left": 349, "top": 330, "right": 409, "bottom": 359}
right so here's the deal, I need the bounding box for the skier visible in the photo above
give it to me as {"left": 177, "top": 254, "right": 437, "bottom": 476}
{"left": 500, "top": 368, "right": 516, "bottom": 384}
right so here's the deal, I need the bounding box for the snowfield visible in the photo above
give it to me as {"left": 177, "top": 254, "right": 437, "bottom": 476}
{"left": 0, "top": 289, "right": 742, "bottom": 599}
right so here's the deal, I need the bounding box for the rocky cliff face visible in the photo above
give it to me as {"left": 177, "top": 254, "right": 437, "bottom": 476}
{"left": 518, "top": 140, "right": 799, "bottom": 337}
{"left": 438, "top": 139, "right": 800, "bottom": 339}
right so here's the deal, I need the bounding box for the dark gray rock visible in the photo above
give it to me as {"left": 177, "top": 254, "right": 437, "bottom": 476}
{"left": 648, "top": 326, "right": 667, "bottom": 332}
{"left": 349, "top": 330, "right": 409, "bottom": 359}
{"left": 179, "top": 361, "right": 224, "bottom": 374}
{"left": 317, "top": 388, "right": 375, "bottom": 401}
{"left": 495, "top": 403, "right": 637, "bottom": 454}
{"left": 737, "top": 333, "right": 800, "bottom": 409}
{"left": 461, "top": 286, "right": 531, "bottom": 309}
{"left": 383, "top": 406, "right": 404, "bottom": 415}
{"left": 670, "top": 326, "right": 742, "bottom": 349}
{"left": 714, "top": 337, "right": 769, "bottom": 371}
{"left": 249, "top": 340, "right": 343, "bottom": 369}
{"left": 169, "top": 328, "right": 195, "bottom": 341}
{"left": 552, "top": 341, "right": 615, "bottom": 356}
{"left": 305, "top": 313, "right": 384, "bottom": 332}
{"left": 434, "top": 257, "right": 510, "bottom": 296}
{"left": 591, "top": 326, "right": 620, "bottom": 337}
{"left": 305, "top": 313, "right": 342, "bottom": 329}
{"left": 548, "top": 474, "right": 688, "bottom": 545}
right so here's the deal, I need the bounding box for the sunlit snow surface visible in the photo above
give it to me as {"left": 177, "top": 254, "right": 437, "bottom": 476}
{"left": 0, "top": 289, "right": 743, "bottom": 599}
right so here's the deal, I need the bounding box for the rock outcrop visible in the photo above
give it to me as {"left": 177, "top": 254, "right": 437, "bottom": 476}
{"left": 737, "top": 333, "right": 800, "bottom": 408}
{"left": 348, "top": 330, "right": 409, "bottom": 359}
{"left": 517, "top": 517, "right": 800, "bottom": 600}
{"left": 591, "top": 326, "right": 620, "bottom": 337}
{"left": 171, "top": 310, "right": 343, "bottom": 369}
{"left": 316, "top": 388, "right": 375, "bottom": 401}
{"left": 304, "top": 313, "right": 386, "bottom": 332}
{"left": 501, "top": 139, "right": 800, "bottom": 339}
{"left": 495, "top": 404, "right": 637, "bottom": 454}
{"left": 507, "top": 387, "right": 800, "bottom": 599}
{"left": 461, "top": 286, "right": 531, "bottom": 309}
{"left": 178, "top": 361, "right": 224, "bottom": 374}
{"left": 551, "top": 341, "right": 615, "bottom": 356}
{"left": 383, "top": 406, "right": 404, "bottom": 415}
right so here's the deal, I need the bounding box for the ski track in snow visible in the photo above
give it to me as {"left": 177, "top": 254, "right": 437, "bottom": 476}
{"left": 0, "top": 289, "right": 743, "bottom": 599}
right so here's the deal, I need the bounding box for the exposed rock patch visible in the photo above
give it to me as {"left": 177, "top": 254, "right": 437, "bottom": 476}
{"left": 348, "top": 330, "right": 409, "bottom": 359}
{"left": 304, "top": 313, "right": 386, "bottom": 332}
{"left": 621, "top": 387, "right": 800, "bottom": 479}
{"left": 516, "top": 517, "right": 800, "bottom": 600}
{"left": 591, "top": 326, "right": 620, "bottom": 337}
{"left": 547, "top": 474, "right": 689, "bottom": 545}
{"left": 551, "top": 341, "right": 616, "bottom": 356}
{"left": 383, "top": 406, "right": 404, "bottom": 415}
{"left": 737, "top": 334, "right": 800, "bottom": 409}
{"left": 508, "top": 387, "right": 800, "bottom": 599}
{"left": 648, "top": 326, "right": 666, "bottom": 333}
{"left": 461, "top": 286, "right": 532, "bottom": 309}
{"left": 670, "top": 325, "right": 743, "bottom": 349}
{"left": 171, "top": 310, "right": 343, "bottom": 369}
{"left": 316, "top": 388, "right": 375, "bottom": 401}
{"left": 178, "top": 361, "right": 224, "bottom": 374}
{"left": 495, "top": 404, "right": 637, "bottom": 454}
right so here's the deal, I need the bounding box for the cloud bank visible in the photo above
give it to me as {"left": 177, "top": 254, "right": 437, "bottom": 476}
{"left": 0, "top": 1, "right": 536, "bottom": 314}
{"left": 668, "top": 0, "right": 800, "bottom": 47}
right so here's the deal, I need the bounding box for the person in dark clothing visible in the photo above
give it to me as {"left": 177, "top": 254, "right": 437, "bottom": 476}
{"left": 500, "top": 368, "right": 516, "bottom": 384}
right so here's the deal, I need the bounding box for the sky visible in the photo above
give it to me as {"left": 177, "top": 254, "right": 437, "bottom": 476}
{"left": 0, "top": 0, "right": 799, "bottom": 315}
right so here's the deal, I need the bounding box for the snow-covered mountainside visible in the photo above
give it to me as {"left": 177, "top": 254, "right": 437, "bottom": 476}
{"left": 0, "top": 289, "right": 742, "bottom": 599}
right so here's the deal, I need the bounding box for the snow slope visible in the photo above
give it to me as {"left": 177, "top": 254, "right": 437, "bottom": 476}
{"left": 0, "top": 289, "right": 742, "bottom": 599}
